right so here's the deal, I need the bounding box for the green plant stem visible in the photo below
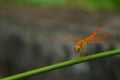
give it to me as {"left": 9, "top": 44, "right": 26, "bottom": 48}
{"left": 1, "top": 50, "right": 120, "bottom": 80}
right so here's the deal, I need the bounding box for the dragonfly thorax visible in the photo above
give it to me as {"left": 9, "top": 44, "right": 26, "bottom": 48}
{"left": 74, "top": 41, "right": 87, "bottom": 53}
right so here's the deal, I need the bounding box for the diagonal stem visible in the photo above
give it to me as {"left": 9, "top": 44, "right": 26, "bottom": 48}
{"left": 1, "top": 50, "right": 120, "bottom": 80}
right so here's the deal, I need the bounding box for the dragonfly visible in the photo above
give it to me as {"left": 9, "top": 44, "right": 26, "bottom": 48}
{"left": 56, "top": 29, "right": 111, "bottom": 56}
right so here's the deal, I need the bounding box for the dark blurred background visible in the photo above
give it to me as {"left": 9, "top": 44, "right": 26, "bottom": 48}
{"left": 0, "top": 0, "right": 120, "bottom": 80}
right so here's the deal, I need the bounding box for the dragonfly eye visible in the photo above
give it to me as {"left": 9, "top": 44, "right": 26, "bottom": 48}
{"left": 74, "top": 46, "right": 81, "bottom": 53}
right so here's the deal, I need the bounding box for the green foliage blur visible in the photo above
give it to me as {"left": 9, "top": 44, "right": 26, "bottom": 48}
{"left": 0, "top": 0, "right": 120, "bottom": 10}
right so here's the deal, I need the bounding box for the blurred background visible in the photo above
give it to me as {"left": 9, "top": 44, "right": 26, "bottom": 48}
{"left": 0, "top": 0, "right": 120, "bottom": 80}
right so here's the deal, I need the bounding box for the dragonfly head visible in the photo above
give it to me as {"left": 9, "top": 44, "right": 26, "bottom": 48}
{"left": 74, "top": 42, "right": 87, "bottom": 53}
{"left": 74, "top": 45, "right": 81, "bottom": 53}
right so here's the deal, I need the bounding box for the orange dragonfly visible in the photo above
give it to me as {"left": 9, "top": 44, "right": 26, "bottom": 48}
{"left": 56, "top": 29, "right": 110, "bottom": 56}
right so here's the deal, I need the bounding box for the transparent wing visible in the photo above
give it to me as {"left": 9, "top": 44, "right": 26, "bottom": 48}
{"left": 54, "top": 33, "right": 83, "bottom": 42}
{"left": 63, "top": 33, "right": 83, "bottom": 40}
{"left": 54, "top": 39, "right": 82, "bottom": 42}
{"left": 85, "top": 29, "right": 100, "bottom": 43}
{"left": 91, "top": 34, "right": 111, "bottom": 43}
